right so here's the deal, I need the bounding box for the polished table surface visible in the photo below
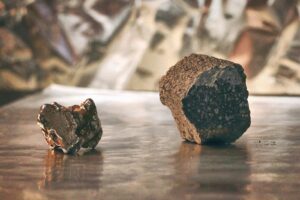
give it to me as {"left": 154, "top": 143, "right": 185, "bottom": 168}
{"left": 0, "top": 85, "right": 300, "bottom": 200}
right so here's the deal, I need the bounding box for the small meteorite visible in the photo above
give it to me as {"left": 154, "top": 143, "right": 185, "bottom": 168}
{"left": 159, "top": 54, "right": 251, "bottom": 144}
{"left": 37, "top": 98, "right": 103, "bottom": 153}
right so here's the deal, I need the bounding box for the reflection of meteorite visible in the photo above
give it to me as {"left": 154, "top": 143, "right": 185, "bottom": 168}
{"left": 159, "top": 54, "right": 251, "bottom": 144}
{"left": 37, "top": 99, "right": 103, "bottom": 153}
{"left": 39, "top": 149, "right": 103, "bottom": 190}
{"left": 170, "top": 142, "right": 250, "bottom": 198}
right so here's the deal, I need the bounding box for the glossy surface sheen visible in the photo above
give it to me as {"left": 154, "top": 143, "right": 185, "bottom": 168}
{"left": 0, "top": 85, "right": 300, "bottom": 199}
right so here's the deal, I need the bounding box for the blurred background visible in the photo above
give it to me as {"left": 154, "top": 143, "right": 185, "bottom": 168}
{"left": 0, "top": 0, "right": 299, "bottom": 105}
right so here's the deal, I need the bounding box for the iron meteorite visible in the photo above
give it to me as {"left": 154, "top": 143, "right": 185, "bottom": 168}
{"left": 37, "top": 98, "right": 102, "bottom": 153}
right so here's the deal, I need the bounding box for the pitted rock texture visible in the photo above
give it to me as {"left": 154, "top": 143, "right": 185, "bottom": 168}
{"left": 37, "top": 99, "right": 103, "bottom": 153}
{"left": 159, "top": 54, "right": 251, "bottom": 144}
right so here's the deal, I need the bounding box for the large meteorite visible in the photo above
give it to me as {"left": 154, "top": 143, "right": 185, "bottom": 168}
{"left": 37, "top": 99, "right": 103, "bottom": 153}
{"left": 159, "top": 54, "right": 251, "bottom": 144}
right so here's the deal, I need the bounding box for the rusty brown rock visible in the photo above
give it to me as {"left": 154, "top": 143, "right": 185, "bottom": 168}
{"left": 159, "top": 54, "right": 251, "bottom": 144}
{"left": 37, "top": 98, "right": 102, "bottom": 153}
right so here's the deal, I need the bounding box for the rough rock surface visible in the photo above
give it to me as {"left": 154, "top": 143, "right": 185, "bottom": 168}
{"left": 37, "top": 98, "right": 102, "bottom": 153}
{"left": 159, "top": 54, "right": 251, "bottom": 144}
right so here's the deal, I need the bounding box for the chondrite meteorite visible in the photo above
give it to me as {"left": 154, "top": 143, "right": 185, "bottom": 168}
{"left": 159, "top": 54, "right": 251, "bottom": 144}
{"left": 37, "top": 99, "right": 103, "bottom": 153}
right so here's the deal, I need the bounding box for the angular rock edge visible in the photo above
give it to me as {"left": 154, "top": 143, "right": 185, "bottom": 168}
{"left": 159, "top": 54, "right": 251, "bottom": 144}
{"left": 37, "top": 98, "right": 103, "bottom": 153}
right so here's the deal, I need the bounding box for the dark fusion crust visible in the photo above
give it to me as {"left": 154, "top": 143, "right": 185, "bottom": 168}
{"left": 159, "top": 54, "right": 251, "bottom": 144}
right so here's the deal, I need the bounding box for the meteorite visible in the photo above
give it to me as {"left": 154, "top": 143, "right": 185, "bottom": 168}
{"left": 159, "top": 54, "right": 251, "bottom": 144}
{"left": 37, "top": 98, "right": 103, "bottom": 153}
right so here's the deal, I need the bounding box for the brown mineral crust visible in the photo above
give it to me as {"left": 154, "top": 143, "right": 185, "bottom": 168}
{"left": 37, "top": 98, "right": 102, "bottom": 153}
{"left": 159, "top": 54, "right": 250, "bottom": 144}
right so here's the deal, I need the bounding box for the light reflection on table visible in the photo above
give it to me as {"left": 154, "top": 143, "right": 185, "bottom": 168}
{"left": 0, "top": 85, "right": 300, "bottom": 199}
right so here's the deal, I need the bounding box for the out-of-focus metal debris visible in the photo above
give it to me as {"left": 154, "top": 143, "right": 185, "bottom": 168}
{"left": 0, "top": 0, "right": 132, "bottom": 90}
{"left": 128, "top": 0, "right": 300, "bottom": 95}
{"left": 0, "top": 0, "right": 300, "bottom": 95}
{"left": 155, "top": 0, "right": 185, "bottom": 28}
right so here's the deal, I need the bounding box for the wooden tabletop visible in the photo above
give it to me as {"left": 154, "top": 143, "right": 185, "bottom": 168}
{"left": 0, "top": 85, "right": 300, "bottom": 200}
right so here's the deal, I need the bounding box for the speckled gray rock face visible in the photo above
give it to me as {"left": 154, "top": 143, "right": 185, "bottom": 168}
{"left": 182, "top": 65, "right": 251, "bottom": 143}
{"left": 37, "top": 99, "right": 102, "bottom": 153}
